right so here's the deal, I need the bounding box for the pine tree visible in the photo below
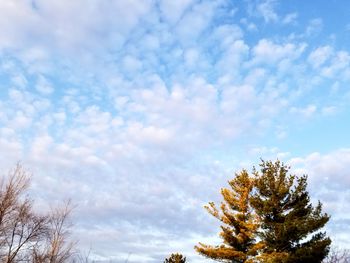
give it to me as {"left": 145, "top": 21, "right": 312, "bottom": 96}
{"left": 164, "top": 253, "right": 187, "bottom": 263}
{"left": 250, "top": 160, "right": 331, "bottom": 263}
{"left": 195, "top": 170, "right": 263, "bottom": 262}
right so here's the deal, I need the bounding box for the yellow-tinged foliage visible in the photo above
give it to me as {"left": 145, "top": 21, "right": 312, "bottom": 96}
{"left": 195, "top": 170, "right": 263, "bottom": 262}
{"left": 256, "top": 251, "right": 290, "bottom": 263}
{"left": 196, "top": 160, "right": 330, "bottom": 263}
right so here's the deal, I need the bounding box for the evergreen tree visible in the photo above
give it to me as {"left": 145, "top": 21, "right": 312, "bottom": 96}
{"left": 164, "top": 253, "right": 187, "bottom": 263}
{"left": 251, "top": 160, "right": 331, "bottom": 263}
{"left": 195, "top": 170, "right": 263, "bottom": 262}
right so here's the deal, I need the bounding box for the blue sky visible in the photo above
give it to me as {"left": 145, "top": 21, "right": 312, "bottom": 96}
{"left": 1, "top": 0, "right": 350, "bottom": 262}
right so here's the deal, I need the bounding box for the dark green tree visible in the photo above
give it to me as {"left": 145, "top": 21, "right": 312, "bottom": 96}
{"left": 164, "top": 253, "right": 187, "bottom": 263}
{"left": 251, "top": 160, "right": 331, "bottom": 263}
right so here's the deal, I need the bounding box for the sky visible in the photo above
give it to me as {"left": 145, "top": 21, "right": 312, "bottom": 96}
{"left": 0, "top": 0, "right": 350, "bottom": 262}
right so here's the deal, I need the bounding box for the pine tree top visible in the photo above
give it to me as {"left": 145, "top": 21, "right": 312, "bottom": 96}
{"left": 196, "top": 160, "right": 331, "bottom": 263}
{"left": 164, "top": 253, "right": 187, "bottom": 263}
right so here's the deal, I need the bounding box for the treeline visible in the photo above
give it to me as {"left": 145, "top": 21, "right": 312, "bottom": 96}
{"left": 0, "top": 162, "right": 349, "bottom": 263}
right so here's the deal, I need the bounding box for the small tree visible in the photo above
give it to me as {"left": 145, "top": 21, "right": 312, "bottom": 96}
{"left": 164, "top": 253, "right": 187, "bottom": 263}
{"left": 251, "top": 160, "right": 331, "bottom": 263}
{"left": 195, "top": 170, "right": 262, "bottom": 262}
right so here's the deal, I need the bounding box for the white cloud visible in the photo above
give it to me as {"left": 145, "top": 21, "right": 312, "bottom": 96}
{"left": 289, "top": 149, "right": 350, "bottom": 194}
{"left": 275, "top": 126, "right": 287, "bottom": 139}
{"left": 290, "top": 104, "right": 317, "bottom": 118}
{"left": 248, "top": 0, "right": 279, "bottom": 23}
{"left": 248, "top": 146, "right": 289, "bottom": 159}
{"left": 321, "top": 50, "right": 350, "bottom": 78}
{"left": 11, "top": 111, "right": 32, "bottom": 129}
{"left": 247, "top": 22, "right": 258, "bottom": 31}
{"left": 321, "top": 106, "right": 337, "bottom": 116}
{"left": 258, "top": 0, "right": 278, "bottom": 23}
{"left": 11, "top": 73, "right": 28, "bottom": 88}
{"left": 216, "top": 40, "right": 249, "bottom": 76}
{"left": 53, "top": 111, "right": 66, "bottom": 123}
{"left": 0, "top": 136, "right": 22, "bottom": 168}
{"left": 308, "top": 45, "right": 333, "bottom": 68}
{"left": 282, "top": 12, "right": 298, "bottom": 25}
{"left": 0, "top": 1, "right": 40, "bottom": 49}
{"left": 175, "top": 1, "right": 216, "bottom": 44}
{"left": 184, "top": 48, "right": 200, "bottom": 68}
{"left": 212, "top": 24, "right": 243, "bottom": 48}
{"left": 159, "top": 0, "right": 194, "bottom": 24}
{"left": 249, "top": 39, "right": 307, "bottom": 66}
{"left": 142, "top": 34, "right": 160, "bottom": 50}
{"left": 0, "top": 0, "right": 153, "bottom": 57}
{"left": 122, "top": 55, "right": 143, "bottom": 74}
{"left": 240, "top": 18, "right": 258, "bottom": 31}
{"left": 286, "top": 150, "right": 350, "bottom": 249}
{"left": 36, "top": 75, "right": 54, "bottom": 95}
{"left": 306, "top": 18, "right": 323, "bottom": 36}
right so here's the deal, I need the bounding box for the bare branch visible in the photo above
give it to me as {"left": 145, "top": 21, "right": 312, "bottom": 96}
{"left": 0, "top": 165, "right": 76, "bottom": 263}
{"left": 323, "top": 247, "right": 350, "bottom": 263}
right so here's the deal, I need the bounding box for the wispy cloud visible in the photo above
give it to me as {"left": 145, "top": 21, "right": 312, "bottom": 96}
{"left": 247, "top": 0, "right": 279, "bottom": 23}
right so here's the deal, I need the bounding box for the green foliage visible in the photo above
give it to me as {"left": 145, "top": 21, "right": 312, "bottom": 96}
{"left": 164, "top": 253, "right": 187, "bottom": 263}
{"left": 251, "top": 160, "right": 331, "bottom": 262}
{"left": 196, "top": 160, "right": 331, "bottom": 263}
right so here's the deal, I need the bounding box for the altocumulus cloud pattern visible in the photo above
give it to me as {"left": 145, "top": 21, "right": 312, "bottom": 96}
{"left": 1, "top": 0, "right": 350, "bottom": 262}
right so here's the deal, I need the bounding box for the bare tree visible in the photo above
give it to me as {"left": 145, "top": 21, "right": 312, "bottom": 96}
{"left": 72, "top": 248, "right": 92, "bottom": 263}
{"left": 324, "top": 247, "right": 350, "bottom": 263}
{"left": 0, "top": 164, "right": 48, "bottom": 263}
{"left": 32, "top": 201, "right": 76, "bottom": 263}
{"left": 0, "top": 164, "right": 30, "bottom": 236}
{"left": 0, "top": 164, "right": 76, "bottom": 263}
